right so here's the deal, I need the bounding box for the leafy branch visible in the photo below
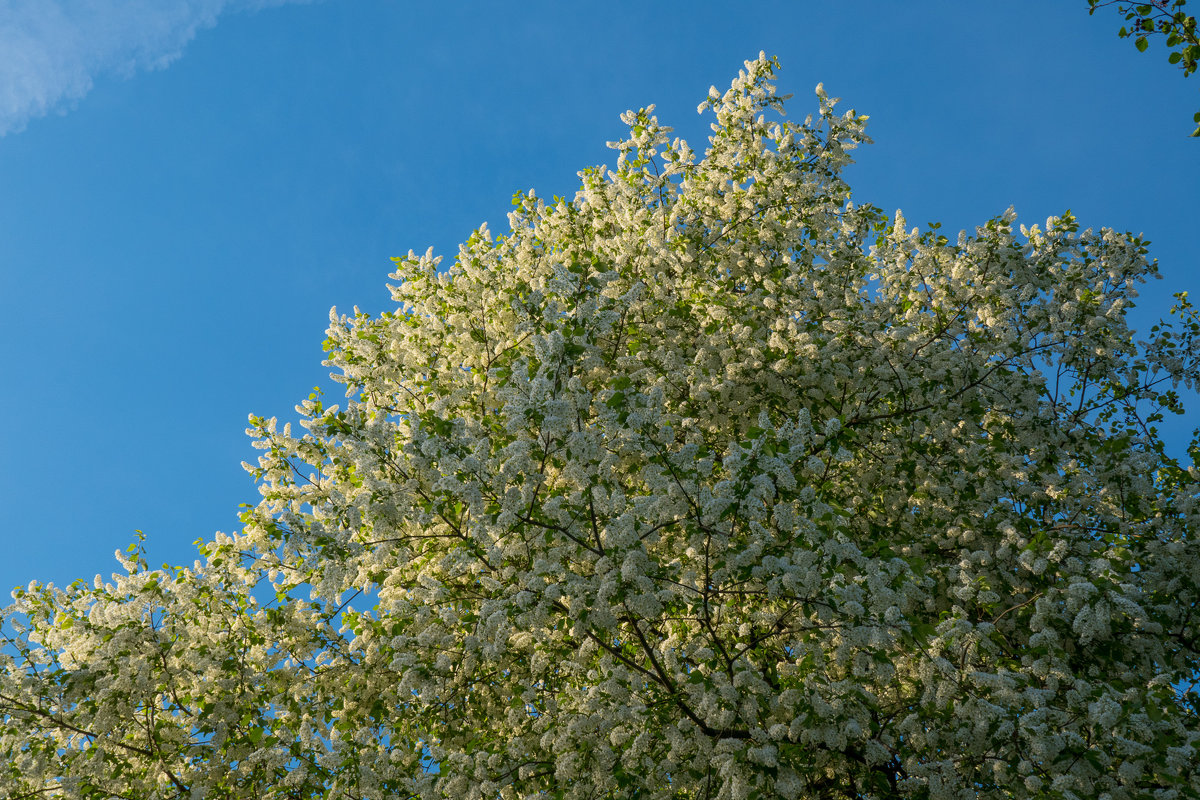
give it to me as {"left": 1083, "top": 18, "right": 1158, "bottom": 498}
{"left": 1089, "top": 0, "right": 1200, "bottom": 134}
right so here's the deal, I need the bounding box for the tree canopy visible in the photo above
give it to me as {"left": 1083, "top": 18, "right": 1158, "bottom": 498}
{"left": 3, "top": 53, "right": 1200, "bottom": 800}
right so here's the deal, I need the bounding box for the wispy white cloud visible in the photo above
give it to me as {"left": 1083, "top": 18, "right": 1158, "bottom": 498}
{"left": 0, "top": 0, "right": 310, "bottom": 137}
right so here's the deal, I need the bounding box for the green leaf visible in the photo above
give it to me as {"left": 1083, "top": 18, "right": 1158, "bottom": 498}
{"left": 1136, "top": 35, "right": 1150, "bottom": 52}
{"left": 912, "top": 623, "right": 937, "bottom": 643}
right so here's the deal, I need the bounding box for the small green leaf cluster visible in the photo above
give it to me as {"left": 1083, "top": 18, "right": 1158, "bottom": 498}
{"left": 1088, "top": 0, "right": 1200, "bottom": 134}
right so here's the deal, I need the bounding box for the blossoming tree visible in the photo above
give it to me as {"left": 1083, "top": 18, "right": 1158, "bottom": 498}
{"left": 3, "top": 54, "right": 1199, "bottom": 800}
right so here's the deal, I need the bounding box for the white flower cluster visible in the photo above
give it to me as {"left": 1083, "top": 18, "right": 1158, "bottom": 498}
{"left": 3, "top": 52, "right": 1199, "bottom": 800}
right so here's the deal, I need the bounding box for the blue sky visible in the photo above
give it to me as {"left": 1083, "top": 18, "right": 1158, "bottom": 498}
{"left": 2, "top": 1, "right": 1197, "bottom": 595}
